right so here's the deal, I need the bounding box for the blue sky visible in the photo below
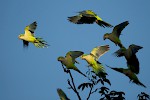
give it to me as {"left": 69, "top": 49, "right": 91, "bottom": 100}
{"left": 0, "top": 0, "right": 150, "bottom": 100}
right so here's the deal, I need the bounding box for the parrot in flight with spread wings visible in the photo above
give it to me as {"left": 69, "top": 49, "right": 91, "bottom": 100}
{"left": 68, "top": 10, "right": 113, "bottom": 28}
{"left": 114, "top": 44, "right": 143, "bottom": 74}
{"left": 80, "top": 45, "right": 109, "bottom": 78}
{"left": 18, "top": 21, "right": 49, "bottom": 48}
{"left": 103, "top": 21, "right": 129, "bottom": 48}
{"left": 107, "top": 65, "right": 146, "bottom": 88}
{"left": 57, "top": 51, "right": 86, "bottom": 77}
{"left": 57, "top": 88, "right": 70, "bottom": 100}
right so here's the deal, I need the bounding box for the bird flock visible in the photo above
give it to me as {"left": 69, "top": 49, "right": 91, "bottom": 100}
{"left": 18, "top": 10, "right": 146, "bottom": 98}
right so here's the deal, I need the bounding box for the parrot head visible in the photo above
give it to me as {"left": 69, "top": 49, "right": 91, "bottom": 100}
{"left": 80, "top": 54, "right": 88, "bottom": 60}
{"left": 18, "top": 34, "right": 24, "bottom": 40}
{"left": 57, "top": 56, "right": 65, "bottom": 62}
{"left": 103, "top": 33, "right": 109, "bottom": 40}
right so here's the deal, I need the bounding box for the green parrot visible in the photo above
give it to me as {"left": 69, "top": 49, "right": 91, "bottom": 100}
{"left": 68, "top": 10, "right": 113, "bottom": 28}
{"left": 114, "top": 44, "right": 143, "bottom": 74}
{"left": 57, "top": 88, "right": 70, "bottom": 100}
{"left": 18, "top": 21, "right": 49, "bottom": 48}
{"left": 107, "top": 65, "right": 146, "bottom": 88}
{"left": 80, "top": 45, "right": 110, "bottom": 78}
{"left": 103, "top": 21, "right": 129, "bottom": 48}
{"left": 57, "top": 51, "right": 86, "bottom": 77}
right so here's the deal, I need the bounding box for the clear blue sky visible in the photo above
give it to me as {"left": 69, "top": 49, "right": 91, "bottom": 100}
{"left": 0, "top": 0, "right": 150, "bottom": 100}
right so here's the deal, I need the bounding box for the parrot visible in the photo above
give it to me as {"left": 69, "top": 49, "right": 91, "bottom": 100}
{"left": 80, "top": 45, "right": 110, "bottom": 78}
{"left": 57, "top": 51, "right": 86, "bottom": 77}
{"left": 107, "top": 65, "right": 146, "bottom": 88}
{"left": 68, "top": 10, "right": 113, "bottom": 28}
{"left": 103, "top": 21, "right": 129, "bottom": 48}
{"left": 57, "top": 88, "right": 70, "bottom": 100}
{"left": 114, "top": 44, "right": 143, "bottom": 74}
{"left": 18, "top": 21, "right": 49, "bottom": 48}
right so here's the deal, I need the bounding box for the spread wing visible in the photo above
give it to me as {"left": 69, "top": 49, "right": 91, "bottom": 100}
{"left": 129, "top": 44, "right": 143, "bottom": 54}
{"left": 66, "top": 51, "right": 84, "bottom": 59}
{"left": 114, "top": 48, "right": 126, "bottom": 57}
{"left": 24, "top": 21, "right": 37, "bottom": 36}
{"left": 78, "top": 10, "right": 97, "bottom": 17}
{"left": 112, "top": 21, "right": 129, "bottom": 38}
{"left": 90, "top": 45, "right": 109, "bottom": 61}
{"left": 68, "top": 14, "right": 96, "bottom": 24}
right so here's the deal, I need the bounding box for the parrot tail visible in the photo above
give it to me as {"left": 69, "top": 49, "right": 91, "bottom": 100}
{"left": 57, "top": 88, "right": 70, "bottom": 100}
{"left": 34, "top": 37, "right": 49, "bottom": 48}
{"left": 96, "top": 20, "right": 113, "bottom": 28}
{"left": 118, "top": 43, "right": 125, "bottom": 48}
{"left": 133, "top": 79, "right": 146, "bottom": 88}
{"left": 74, "top": 68, "right": 87, "bottom": 77}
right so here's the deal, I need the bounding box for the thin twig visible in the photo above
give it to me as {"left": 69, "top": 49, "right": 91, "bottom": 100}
{"left": 68, "top": 70, "right": 81, "bottom": 100}
{"left": 60, "top": 64, "right": 81, "bottom": 100}
{"left": 67, "top": 79, "right": 75, "bottom": 91}
{"left": 87, "top": 86, "right": 93, "bottom": 100}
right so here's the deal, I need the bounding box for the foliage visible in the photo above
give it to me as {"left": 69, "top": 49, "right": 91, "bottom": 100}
{"left": 57, "top": 63, "right": 150, "bottom": 100}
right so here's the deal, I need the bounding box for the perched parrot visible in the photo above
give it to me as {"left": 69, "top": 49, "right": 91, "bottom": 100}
{"left": 57, "top": 88, "right": 70, "bottom": 100}
{"left": 80, "top": 45, "right": 110, "bottom": 78}
{"left": 57, "top": 51, "right": 86, "bottom": 77}
{"left": 103, "top": 21, "right": 129, "bottom": 48}
{"left": 114, "top": 44, "right": 143, "bottom": 74}
{"left": 68, "top": 10, "right": 113, "bottom": 28}
{"left": 107, "top": 65, "right": 146, "bottom": 88}
{"left": 18, "top": 21, "right": 49, "bottom": 48}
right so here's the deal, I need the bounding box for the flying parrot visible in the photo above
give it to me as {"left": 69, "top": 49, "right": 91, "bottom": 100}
{"left": 107, "top": 65, "right": 146, "bottom": 88}
{"left": 80, "top": 45, "right": 110, "bottom": 78}
{"left": 57, "top": 51, "right": 86, "bottom": 77}
{"left": 57, "top": 88, "right": 70, "bottom": 100}
{"left": 103, "top": 21, "right": 129, "bottom": 48}
{"left": 18, "top": 21, "right": 49, "bottom": 48}
{"left": 114, "top": 44, "right": 143, "bottom": 74}
{"left": 68, "top": 10, "right": 113, "bottom": 28}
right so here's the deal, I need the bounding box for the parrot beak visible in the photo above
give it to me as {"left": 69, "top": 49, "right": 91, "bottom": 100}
{"left": 103, "top": 36, "right": 106, "bottom": 40}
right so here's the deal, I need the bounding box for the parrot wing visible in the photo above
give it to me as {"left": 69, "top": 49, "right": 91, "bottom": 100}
{"left": 90, "top": 45, "right": 109, "bottom": 61}
{"left": 129, "top": 44, "right": 143, "bottom": 54}
{"left": 78, "top": 10, "right": 97, "bottom": 17}
{"left": 23, "top": 40, "right": 29, "bottom": 48}
{"left": 66, "top": 51, "right": 84, "bottom": 59}
{"left": 127, "top": 54, "right": 139, "bottom": 74}
{"left": 114, "top": 48, "right": 126, "bottom": 57}
{"left": 24, "top": 21, "right": 37, "bottom": 36}
{"left": 68, "top": 14, "right": 96, "bottom": 24}
{"left": 112, "top": 21, "right": 129, "bottom": 38}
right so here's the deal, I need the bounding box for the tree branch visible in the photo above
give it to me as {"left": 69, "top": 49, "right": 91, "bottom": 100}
{"left": 68, "top": 70, "right": 81, "bottom": 100}
{"left": 60, "top": 64, "right": 81, "bottom": 100}
{"left": 87, "top": 86, "right": 93, "bottom": 100}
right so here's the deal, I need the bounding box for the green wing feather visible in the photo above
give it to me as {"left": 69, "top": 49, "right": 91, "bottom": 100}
{"left": 25, "top": 21, "right": 37, "bottom": 34}
{"left": 112, "top": 21, "right": 129, "bottom": 38}
{"left": 66, "top": 51, "right": 84, "bottom": 59}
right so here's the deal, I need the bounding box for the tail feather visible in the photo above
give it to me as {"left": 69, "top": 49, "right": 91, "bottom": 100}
{"left": 34, "top": 37, "right": 49, "bottom": 48}
{"left": 74, "top": 68, "right": 86, "bottom": 77}
{"left": 57, "top": 88, "right": 70, "bottom": 100}
{"left": 132, "top": 79, "right": 146, "bottom": 88}
{"left": 93, "top": 63, "right": 106, "bottom": 78}
{"left": 96, "top": 20, "right": 113, "bottom": 28}
{"left": 118, "top": 43, "right": 125, "bottom": 48}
